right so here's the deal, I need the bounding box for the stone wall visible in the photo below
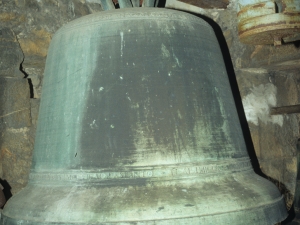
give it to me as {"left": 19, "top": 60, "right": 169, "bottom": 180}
{"left": 0, "top": 0, "right": 300, "bottom": 213}
{"left": 0, "top": 0, "right": 103, "bottom": 195}
{"left": 215, "top": 8, "right": 300, "bottom": 209}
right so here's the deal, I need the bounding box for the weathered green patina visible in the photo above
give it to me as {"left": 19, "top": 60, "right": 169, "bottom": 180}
{"left": 1, "top": 8, "right": 287, "bottom": 225}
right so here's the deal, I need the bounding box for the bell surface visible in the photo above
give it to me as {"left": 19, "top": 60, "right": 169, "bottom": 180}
{"left": 1, "top": 8, "right": 287, "bottom": 225}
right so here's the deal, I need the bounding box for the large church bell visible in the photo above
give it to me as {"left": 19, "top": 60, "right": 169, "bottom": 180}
{"left": 1, "top": 1, "right": 287, "bottom": 224}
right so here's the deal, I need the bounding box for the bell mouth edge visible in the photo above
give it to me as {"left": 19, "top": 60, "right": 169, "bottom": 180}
{"left": 1, "top": 174, "right": 287, "bottom": 225}
{"left": 0, "top": 195, "right": 287, "bottom": 225}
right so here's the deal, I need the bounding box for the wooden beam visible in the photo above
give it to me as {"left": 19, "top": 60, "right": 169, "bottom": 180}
{"left": 178, "top": 0, "right": 229, "bottom": 9}
{"left": 240, "top": 40, "right": 300, "bottom": 71}
{"left": 270, "top": 104, "right": 300, "bottom": 115}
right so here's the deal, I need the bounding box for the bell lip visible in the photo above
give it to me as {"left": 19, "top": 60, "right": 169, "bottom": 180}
{"left": 1, "top": 196, "right": 287, "bottom": 224}
{"left": 1, "top": 171, "right": 287, "bottom": 225}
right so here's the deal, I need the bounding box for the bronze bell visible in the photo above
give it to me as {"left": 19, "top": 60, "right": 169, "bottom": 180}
{"left": 1, "top": 7, "right": 287, "bottom": 225}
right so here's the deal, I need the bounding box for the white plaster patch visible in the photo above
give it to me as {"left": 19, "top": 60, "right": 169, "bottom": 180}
{"left": 211, "top": 12, "right": 220, "bottom": 22}
{"left": 7, "top": 127, "right": 29, "bottom": 133}
{"left": 120, "top": 31, "right": 124, "bottom": 57}
{"left": 161, "top": 44, "right": 170, "bottom": 58}
{"left": 173, "top": 52, "right": 182, "bottom": 68}
{"left": 90, "top": 120, "right": 98, "bottom": 129}
{"left": 239, "top": 68, "right": 268, "bottom": 74}
{"left": 7, "top": 127, "right": 29, "bottom": 139}
{"left": 242, "top": 83, "right": 283, "bottom": 126}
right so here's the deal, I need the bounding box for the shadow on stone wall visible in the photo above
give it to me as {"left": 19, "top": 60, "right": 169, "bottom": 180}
{"left": 192, "top": 14, "right": 264, "bottom": 177}
{"left": 176, "top": 10, "right": 299, "bottom": 213}
{"left": 0, "top": 179, "right": 12, "bottom": 208}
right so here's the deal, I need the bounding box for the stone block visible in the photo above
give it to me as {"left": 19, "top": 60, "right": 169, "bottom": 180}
{"left": 0, "top": 127, "right": 33, "bottom": 194}
{"left": 18, "top": 29, "right": 52, "bottom": 58}
{"left": 30, "top": 98, "right": 40, "bottom": 128}
{"left": 0, "top": 77, "right": 31, "bottom": 130}
{"left": 0, "top": 12, "right": 17, "bottom": 22}
{"left": 0, "top": 28, "right": 24, "bottom": 78}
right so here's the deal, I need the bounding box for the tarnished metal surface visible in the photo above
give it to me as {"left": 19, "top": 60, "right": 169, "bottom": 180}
{"left": 131, "top": 0, "right": 140, "bottom": 7}
{"left": 166, "top": 0, "right": 210, "bottom": 16}
{"left": 177, "top": 0, "right": 229, "bottom": 9}
{"left": 100, "top": 0, "right": 115, "bottom": 10}
{"left": 118, "top": 0, "right": 133, "bottom": 8}
{"left": 239, "top": 13, "right": 300, "bottom": 45}
{"left": 238, "top": 0, "right": 300, "bottom": 45}
{"left": 1, "top": 7, "right": 287, "bottom": 225}
{"left": 112, "top": 0, "right": 157, "bottom": 7}
{"left": 237, "top": 2, "right": 275, "bottom": 23}
{"left": 281, "top": 0, "right": 300, "bottom": 13}
{"left": 142, "top": 0, "right": 156, "bottom": 7}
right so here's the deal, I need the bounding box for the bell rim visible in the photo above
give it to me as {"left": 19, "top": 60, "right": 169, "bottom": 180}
{"left": 2, "top": 171, "right": 287, "bottom": 224}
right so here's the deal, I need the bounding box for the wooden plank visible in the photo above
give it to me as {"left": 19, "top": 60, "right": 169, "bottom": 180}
{"left": 271, "top": 104, "right": 300, "bottom": 115}
{"left": 178, "top": 0, "right": 229, "bottom": 9}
